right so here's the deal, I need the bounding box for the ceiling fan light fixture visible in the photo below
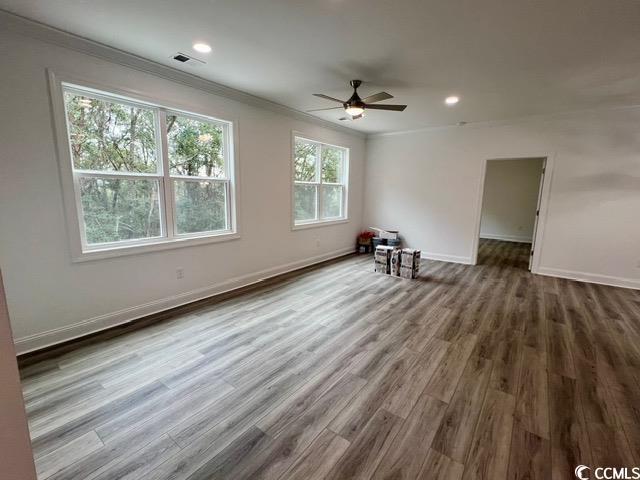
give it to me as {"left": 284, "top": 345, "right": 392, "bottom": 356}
{"left": 345, "top": 106, "right": 364, "bottom": 116}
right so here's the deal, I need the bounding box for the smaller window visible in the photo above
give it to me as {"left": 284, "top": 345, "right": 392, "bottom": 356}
{"left": 293, "top": 136, "right": 348, "bottom": 226}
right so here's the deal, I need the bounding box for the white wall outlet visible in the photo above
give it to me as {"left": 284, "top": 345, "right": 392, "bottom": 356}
{"left": 176, "top": 267, "right": 184, "bottom": 280}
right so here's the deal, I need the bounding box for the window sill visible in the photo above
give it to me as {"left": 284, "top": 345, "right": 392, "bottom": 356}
{"left": 292, "top": 218, "right": 349, "bottom": 231}
{"left": 72, "top": 231, "right": 241, "bottom": 263}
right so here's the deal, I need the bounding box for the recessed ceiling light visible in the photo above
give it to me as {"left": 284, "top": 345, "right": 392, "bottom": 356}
{"left": 192, "top": 43, "right": 212, "bottom": 53}
{"left": 445, "top": 96, "right": 460, "bottom": 105}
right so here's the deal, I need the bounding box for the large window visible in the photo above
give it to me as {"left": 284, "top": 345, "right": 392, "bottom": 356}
{"left": 58, "top": 82, "right": 236, "bottom": 259}
{"left": 293, "top": 136, "right": 348, "bottom": 226}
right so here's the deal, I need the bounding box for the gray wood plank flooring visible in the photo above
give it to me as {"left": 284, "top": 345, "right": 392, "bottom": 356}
{"left": 19, "top": 239, "right": 640, "bottom": 479}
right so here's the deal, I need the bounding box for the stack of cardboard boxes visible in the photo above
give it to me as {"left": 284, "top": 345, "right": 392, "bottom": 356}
{"left": 374, "top": 245, "right": 421, "bottom": 279}
{"left": 370, "top": 227, "right": 421, "bottom": 279}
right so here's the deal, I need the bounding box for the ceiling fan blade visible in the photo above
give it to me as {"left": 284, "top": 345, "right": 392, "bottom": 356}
{"left": 365, "top": 104, "right": 407, "bottom": 111}
{"left": 362, "top": 92, "right": 393, "bottom": 103}
{"left": 313, "top": 93, "right": 345, "bottom": 104}
{"left": 307, "top": 107, "right": 343, "bottom": 112}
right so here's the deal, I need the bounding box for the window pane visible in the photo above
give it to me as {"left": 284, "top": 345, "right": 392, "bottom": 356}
{"left": 175, "top": 180, "right": 228, "bottom": 234}
{"left": 321, "top": 185, "right": 343, "bottom": 219}
{"left": 79, "top": 177, "right": 161, "bottom": 245}
{"left": 321, "top": 146, "right": 344, "bottom": 183}
{"left": 64, "top": 91, "right": 158, "bottom": 173}
{"left": 167, "top": 114, "right": 225, "bottom": 178}
{"left": 294, "top": 184, "right": 317, "bottom": 223}
{"left": 294, "top": 139, "right": 318, "bottom": 182}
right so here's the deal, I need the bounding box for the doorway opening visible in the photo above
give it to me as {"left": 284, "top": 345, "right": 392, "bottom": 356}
{"left": 476, "top": 157, "right": 546, "bottom": 271}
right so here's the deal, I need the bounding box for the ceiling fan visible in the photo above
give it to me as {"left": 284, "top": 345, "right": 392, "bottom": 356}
{"left": 307, "top": 80, "right": 407, "bottom": 121}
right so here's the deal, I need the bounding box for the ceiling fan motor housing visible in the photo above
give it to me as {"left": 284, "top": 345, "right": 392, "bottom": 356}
{"left": 347, "top": 80, "right": 365, "bottom": 109}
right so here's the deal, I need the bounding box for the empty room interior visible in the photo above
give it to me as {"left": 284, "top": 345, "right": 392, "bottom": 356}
{"left": 1, "top": 1, "right": 639, "bottom": 480}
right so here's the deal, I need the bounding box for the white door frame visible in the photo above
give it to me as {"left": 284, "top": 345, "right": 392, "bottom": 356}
{"left": 529, "top": 158, "right": 547, "bottom": 270}
{"left": 470, "top": 153, "right": 556, "bottom": 273}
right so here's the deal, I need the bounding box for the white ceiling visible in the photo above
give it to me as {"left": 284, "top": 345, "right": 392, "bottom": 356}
{"left": 3, "top": 0, "right": 640, "bottom": 133}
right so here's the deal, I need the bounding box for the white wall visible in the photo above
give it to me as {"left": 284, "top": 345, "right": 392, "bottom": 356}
{"left": 364, "top": 109, "right": 640, "bottom": 289}
{"left": 479, "top": 158, "right": 544, "bottom": 243}
{"left": 0, "top": 22, "right": 366, "bottom": 352}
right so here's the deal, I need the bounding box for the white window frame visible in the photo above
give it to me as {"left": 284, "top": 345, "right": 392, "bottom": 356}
{"left": 48, "top": 70, "right": 240, "bottom": 262}
{"left": 291, "top": 133, "right": 349, "bottom": 230}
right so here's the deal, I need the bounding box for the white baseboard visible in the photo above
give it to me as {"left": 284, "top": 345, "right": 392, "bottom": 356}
{"left": 536, "top": 266, "right": 640, "bottom": 290}
{"left": 14, "top": 247, "right": 354, "bottom": 354}
{"left": 480, "top": 234, "right": 532, "bottom": 243}
{"left": 421, "top": 251, "right": 473, "bottom": 265}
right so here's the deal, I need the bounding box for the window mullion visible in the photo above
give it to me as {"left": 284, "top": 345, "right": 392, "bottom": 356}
{"left": 73, "top": 171, "right": 162, "bottom": 180}
{"left": 317, "top": 144, "right": 322, "bottom": 221}
{"left": 225, "top": 180, "right": 231, "bottom": 230}
{"left": 169, "top": 175, "right": 228, "bottom": 182}
{"left": 158, "top": 109, "right": 175, "bottom": 240}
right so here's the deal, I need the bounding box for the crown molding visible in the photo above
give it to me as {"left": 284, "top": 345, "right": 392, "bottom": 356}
{"left": 367, "top": 102, "right": 640, "bottom": 138}
{"left": 0, "top": 9, "right": 365, "bottom": 139}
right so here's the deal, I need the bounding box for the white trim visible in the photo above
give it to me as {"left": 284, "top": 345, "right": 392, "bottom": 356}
{"left": 421, "top": 252, "right": 473, "bottom": 265}
{"left": 48, "top": 70, "right": 241, "bottom": 261}
{"left": 159, "top": 110, "right": 176, "bottom": 240}
{"left": 1, "top": 10, "right": 364, "bottom": 139}
{"left": 479, "top": 234, "right": 533, "bottom": 243}
{"left": 536, "top": 267, "right": 640, "bottom": 291}
{"left": 292, "top": 219, "right": 350, "bottom": 231}
{"left": 530, "top": 155, "right": 555, "bottom": 273}
{"left": 14, "top": 247, "right": 355, "bottom": 354}
{"left": 71, "top": 232, "right": 242, "bottom": 263}
{"left": 470, "top": 153, "right": 555, "bottom": 274}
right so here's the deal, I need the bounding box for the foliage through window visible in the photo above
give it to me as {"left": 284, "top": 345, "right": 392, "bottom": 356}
{"left": 62, "top": 86, "right": 234, "bottom": 252}
{"left": 293, "top": 137, "right": 348, "bottom": 225}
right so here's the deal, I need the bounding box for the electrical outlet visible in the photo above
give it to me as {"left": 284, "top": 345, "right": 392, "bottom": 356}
{"left": 316, "top": 239, "right": 321, "bottom": 248}
{"left": 176, "top": 267, "right": 184, "bottom": 280}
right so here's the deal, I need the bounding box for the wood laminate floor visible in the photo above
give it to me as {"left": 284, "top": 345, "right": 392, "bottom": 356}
{"left": 19, "top": 239, "right": 640, "bottom": 480}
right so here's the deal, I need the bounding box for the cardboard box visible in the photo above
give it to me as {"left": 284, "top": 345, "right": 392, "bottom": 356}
{"left": 374, "top": 245, "right": 395, "bottom": 274}
{"left": 370, "top": 227, "right": 399, "bottom": 241}
{"left": 390, "top": 249, "right": 402, "bottom": 276}
{"left": 374, "top": 260, "right": 388, "bottom": 274}
{"left": 399, "top": 265, "right": 413, "bottom": 279}
{"left": 400, "top": 248, "right": 421, "bottom": 279}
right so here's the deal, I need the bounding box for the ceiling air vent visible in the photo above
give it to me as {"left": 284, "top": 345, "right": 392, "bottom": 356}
{"left": 173, "top": 53, "right": 190, "bottom": 62}
{"left": 171, "top": 53, "right": 206, "bottom": 67}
